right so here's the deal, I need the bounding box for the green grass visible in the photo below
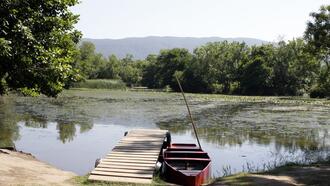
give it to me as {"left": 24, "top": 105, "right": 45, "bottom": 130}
{"left": 73, "top": 174, "right": 167, "bottom": 186}
{"left": 211, "top": 159, "right": 330, "bottom": 186}
{"left": 72, "top": 79, "right": 127, "bottom": 89}
{"left": 73, "top": 175, "right": 147, "bottom": 186}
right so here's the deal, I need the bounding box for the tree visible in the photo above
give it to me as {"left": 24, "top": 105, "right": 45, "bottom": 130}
{"left": 119, "top": 54, "right": 147, "bottom": 86}
{"left": 155, "top": 48, "right": 192, "bottom": 90}
{"left": 97, "top": 54, "right": 121, "bottom": 79}
{"left": 239, "top": 45, "right": 273, "bottom": 95}
{"left": 272, "top": 39, "right": 318, "bottom": 95}
{"left": 188, "top": 42, "right": 249, "bottom": 93}
{"left": 304, "top": 5, "right": 330, "bottom": 97}
{"left": 141, "top": 54, "right": 158, "bottom": 88}
{"left": 74, "top": 41, "right": 106, "bottom": 79}
{"left": 0, "top": 0, "right": 81, "bottom": 97}
{"left": 141, "top": 48, "right": 192, "bottom": 90}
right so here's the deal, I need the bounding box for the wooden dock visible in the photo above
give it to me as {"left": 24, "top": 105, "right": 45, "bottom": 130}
{"left": 88, "top": 129, "right": 168, "bottom": 184}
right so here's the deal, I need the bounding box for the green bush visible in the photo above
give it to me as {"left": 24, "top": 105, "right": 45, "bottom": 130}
{"left": 310, "top": 86, "right": 327, "bottom": 98}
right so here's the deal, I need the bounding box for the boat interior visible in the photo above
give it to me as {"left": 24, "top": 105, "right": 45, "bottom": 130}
{"left": 164, "top": 143, "right": 211, "bottom": 176}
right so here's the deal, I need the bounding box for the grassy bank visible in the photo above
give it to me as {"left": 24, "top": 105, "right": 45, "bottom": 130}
{"left": 72, "top": 79, "right": 127, "bottom": 89}
{"left": 211, "top": 160, "right": 330, "bottom": 186}
{"left": 73, "top": 174, "right": 166, "bottom": 186}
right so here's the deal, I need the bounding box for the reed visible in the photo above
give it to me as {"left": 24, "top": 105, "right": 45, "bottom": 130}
{"left": 72, "top": 79, "right": 126, "bottom": 89}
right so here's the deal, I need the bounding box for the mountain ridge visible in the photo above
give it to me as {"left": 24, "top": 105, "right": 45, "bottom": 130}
{"left": 82, "top": 36, "right": 268, "bottom": 59}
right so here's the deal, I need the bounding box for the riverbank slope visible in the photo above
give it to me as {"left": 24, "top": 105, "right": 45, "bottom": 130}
{"left": 211, "top": 161, "right": 330, "bottom": 186}
{"left": 0, "top": 149, "right": 76, "bottom": 186}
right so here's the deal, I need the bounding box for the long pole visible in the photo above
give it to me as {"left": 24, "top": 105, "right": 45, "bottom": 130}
{"left": 175, "top": 76, "right": 202, "bottom": 150}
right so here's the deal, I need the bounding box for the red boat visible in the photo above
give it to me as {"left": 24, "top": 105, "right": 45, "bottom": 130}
{"left": 161, "top": 77, "right": 212, "bottom": 185}
{"left": 161, "top": 143, "right": 211, "bottom": 186}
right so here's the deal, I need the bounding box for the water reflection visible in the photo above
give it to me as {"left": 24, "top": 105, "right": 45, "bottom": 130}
{"left": 22, "top": 115, "right": 48, "bottom": 128}
{"left": 0, "top": 97, "right": 19, "bottom": 148}
{"left": 56, "top": 121, "right": 76, "bottom": 143}
{"left": 0, "top": 96, "right": 94, "bottom": 146}
{"left": 56, "top": 120, "right": 93, "bottom": 143}
{"left": 157, "top": 103, "right": 330, "bottom": 152}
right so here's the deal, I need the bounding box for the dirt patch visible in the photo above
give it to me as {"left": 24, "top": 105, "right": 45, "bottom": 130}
{"left": 212, "top": 164, "right": 330, "bottom": 186}
{"left": 0, "top": 149, "right": 76, "bottom": 186}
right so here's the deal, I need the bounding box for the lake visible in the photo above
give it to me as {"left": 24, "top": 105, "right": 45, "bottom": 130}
{"left": 0, "top": 89, "right": 329, "bottom": 177}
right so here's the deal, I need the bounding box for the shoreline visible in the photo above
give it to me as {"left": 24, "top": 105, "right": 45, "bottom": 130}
{"left": 1, "top": 148, "right": 329, "bottom": 185}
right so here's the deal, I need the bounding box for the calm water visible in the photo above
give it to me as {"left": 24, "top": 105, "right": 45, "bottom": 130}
{"left": 0, "top": 89, "right": 329, "bottom": 176}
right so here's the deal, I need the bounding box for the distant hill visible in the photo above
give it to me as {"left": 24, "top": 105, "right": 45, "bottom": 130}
{"left": 82, "top": 36, "right": 268, "bottom": 59}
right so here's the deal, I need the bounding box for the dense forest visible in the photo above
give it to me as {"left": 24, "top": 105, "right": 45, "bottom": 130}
{"left": 0, "top": 1, "right": 329, "bottom": 98}
{"left": 73, "top": 5, "right": 329, "bottom": 98}
{"left": 73, "top": 39, "right": 324, "bottom": 97}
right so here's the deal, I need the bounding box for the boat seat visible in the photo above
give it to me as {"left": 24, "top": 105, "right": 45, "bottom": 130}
{"left": 165, "top": 151, "right": 207, "bottom": 154}
{"left": 166, "top": 147, "right": 201, "bottom": 151}
{"left": 179, "top": 170, "right": 202, "bottom": 176}
{"left": 164, "top": 157, "right": 211, "bottom": 161}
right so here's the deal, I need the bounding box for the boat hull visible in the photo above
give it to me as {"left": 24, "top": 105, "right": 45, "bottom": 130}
{"left": 162, "top": 143, "right": 211, "bottom": 186}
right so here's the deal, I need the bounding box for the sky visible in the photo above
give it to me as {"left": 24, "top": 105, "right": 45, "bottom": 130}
{"left": 71, "top": 0, "right": 329, "bottom": 41}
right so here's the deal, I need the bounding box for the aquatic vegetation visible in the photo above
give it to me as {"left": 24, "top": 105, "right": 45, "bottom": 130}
{"left": 0, "top": 89, "right": 329, "bottom": 176}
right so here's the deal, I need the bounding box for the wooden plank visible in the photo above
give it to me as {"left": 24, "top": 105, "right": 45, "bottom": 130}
{"left": 109, "top": 151, "right": 160, "bottom": 156}
{"left": 112, "top": 148, "right": 160, "bottom": 153}
{"left": 127, "top": 131, "right": 166, "bottom": 134}
{"left": 127, "top": 134, "right": 165, "bottom": 137}
{"left": 118, "top": 140, "right": 163, "bottom": 143}
{"left": 120, "top": 138, "right": 164, "bottom": 141}
{"left": 106, "top": 155, "right": 158, "bottom": 160}
{"left": 97, "top": 164, "right": 155, "bottom": 171}
{"left": 88, "top": 175, "right": 152, "bottom": 184}
{"left": 126, "top": 132, "right": 166, "bottom": 135}
{"left": 122, "top": 139, "right": 163, "bottom": 142}
{"left": 102, "top": 158, "right": 156, "bottom": 164}
{"left": 128, "top": 129, "right": 167, "bottom": 134}
{"left": 104, "top": 156, "right": 157, "bottom": 161}
{"left": 113, "top": 146, "right": 160, "bottom": 150}
{"left": 102, "top": 159, "right": 156, "bottom": 164}
{"left": 111, "top": 149, "right": 160, "bottom": 153}
{"left": 113, "top": 147, "right": 160, "bottom": 151}
{"left": 111, "top": 147, "right": 160, "bottom": 151}
{"left": 128, "top": 132, "right": 167, "bottom": 135}
{"left": 99, "top": 161, "right": 155, "bottom": 167}
{"left": 91, "top": 170, "right": 153, "bottom": 179}
{"left": 129, "top": 129, "right": 167, "bottom": 132}
{"left": 94, "top": 167, "right": 154, "bottom": 174}
{"left": 123, "top": 134, "right": 165, "bottom": 137}
{"left": 117, "top": 142, "right": 163, "bottom": 146}
{"left": 115, "top": 144, "right": 162, "bottom": 148}
{"left": 118, "top": 140, "right": 163, "bottom": 144}
{"left": 112, "top": 146, "right": 160, "bottom": 150}
{"left": 119, "top": 139, "right": 163, "bottom": 142}
{"left": 126, "top": 134, "right": 166, "bottom": 137}
{"left": 114, "top": 145, "right": 161, "bottom": 149}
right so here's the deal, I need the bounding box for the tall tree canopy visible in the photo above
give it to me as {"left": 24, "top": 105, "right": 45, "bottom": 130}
{"left": 74, "top": 41, "right": 106, "bottom": 79}
{"left": 305, "top": 5, "right": 330, "bottom": 97}
{"left": 0, "top": 0, "right": 81, "bottom": 97}
{"left": 140, "top": 48, "right": 192, "bottom": 90}
{"left": 187, "top": 41, "right": 249, "bottom": 93}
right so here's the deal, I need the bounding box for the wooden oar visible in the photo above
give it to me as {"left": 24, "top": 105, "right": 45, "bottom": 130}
{"left": 175, "top": 76, "right": 202, "bottom": 150}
